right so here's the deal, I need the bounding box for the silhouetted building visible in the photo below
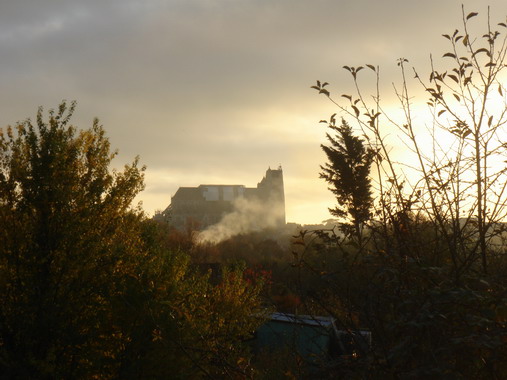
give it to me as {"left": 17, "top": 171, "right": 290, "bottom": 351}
{"left": 163, "top": 167, "right": 285, "bottom": 230}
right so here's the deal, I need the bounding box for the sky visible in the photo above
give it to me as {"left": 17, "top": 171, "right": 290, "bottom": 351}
{"left": 1, "top": 0, "right": 506, "bottom": 224}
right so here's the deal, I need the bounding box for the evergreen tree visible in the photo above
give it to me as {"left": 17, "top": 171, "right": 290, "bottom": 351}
{"left": 320, "top": 117, "right": 374, "bottom": 241}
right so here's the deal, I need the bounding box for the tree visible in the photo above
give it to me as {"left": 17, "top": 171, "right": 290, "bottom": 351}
{"left": 319, "top": 116, "right": 374, "bottom": 242}
{"left": 111, "top": 221, "right": 266, "bottom": 379}
{"left": 305, "top": 7, "right": 507, "bottom": 378}
{"left": 0, "top": 102, "right": 267, "bottom": 378}
{"left": 0, "top": 101, "right": 147, "bottom": 377}
{"left": 314, "top": 6, "right": 507, "bottom": 276}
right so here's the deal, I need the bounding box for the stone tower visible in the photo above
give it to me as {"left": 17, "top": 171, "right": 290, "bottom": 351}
{"left": 256, "top": 166, "right": 286, "bottom": 226}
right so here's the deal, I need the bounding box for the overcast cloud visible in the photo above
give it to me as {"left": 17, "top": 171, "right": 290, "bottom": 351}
{"left": 1, "top": 0, "right": 506, "bottom": 223}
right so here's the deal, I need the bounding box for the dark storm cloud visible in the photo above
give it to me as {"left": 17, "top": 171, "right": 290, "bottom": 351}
{"left": 1, "top": 0, "right": 506, "bottom": 222}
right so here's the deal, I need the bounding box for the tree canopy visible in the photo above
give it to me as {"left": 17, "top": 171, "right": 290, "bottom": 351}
{"left": 0, "top": 102, "right": 265, "bottom": 378}
{"left": 0, "top": 101, "right": 147, "bottom": 377}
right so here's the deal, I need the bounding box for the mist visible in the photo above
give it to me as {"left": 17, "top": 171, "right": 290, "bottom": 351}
{"left": 197, "top": 196, "right": 285, "bottom": 244}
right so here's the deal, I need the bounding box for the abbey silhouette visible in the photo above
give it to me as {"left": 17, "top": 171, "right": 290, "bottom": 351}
{"left": 162, "top": 167, "right": 285, "bottom": 230}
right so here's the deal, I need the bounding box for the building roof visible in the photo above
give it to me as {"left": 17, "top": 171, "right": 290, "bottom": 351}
{"left": 172, "top": 187, "right": 204, "bottom": 201}
{"left": 268, "top": 312, "right": 336, "bottom": 329}
{"left": 199, "top": 184, "right": 245, "bottom": 187}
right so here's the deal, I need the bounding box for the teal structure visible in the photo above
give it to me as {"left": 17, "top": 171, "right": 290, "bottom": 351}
{"left": 254, "top": 313, "right": 371, "bottom": 364}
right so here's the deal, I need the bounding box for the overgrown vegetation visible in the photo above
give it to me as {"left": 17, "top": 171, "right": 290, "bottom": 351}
{"left": 304, "top": 6, "right": 507, "bottom": 378}
{"left": 0, "top": 102, "right": 265, "bottom": 379}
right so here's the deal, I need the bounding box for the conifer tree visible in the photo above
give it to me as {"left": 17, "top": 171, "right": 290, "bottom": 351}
{"left": 320, "top": 117, "right": 374, "bottom": 241}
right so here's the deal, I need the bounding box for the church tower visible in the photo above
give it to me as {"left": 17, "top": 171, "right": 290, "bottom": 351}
{"left": 257, "top": 166, "right": 286, "bottom": 226}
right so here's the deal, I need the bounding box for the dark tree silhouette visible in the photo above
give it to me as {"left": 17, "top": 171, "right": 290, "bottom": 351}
{"left": 304, "top": 7, "right": 507, "bottom": 379}
{"left": 320, "top": 117, "right": 374, "bottom": 241}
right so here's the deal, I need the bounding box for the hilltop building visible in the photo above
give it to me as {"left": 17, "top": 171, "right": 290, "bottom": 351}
{"left": 162, "top": 167, "right": 285, "bottom": 230}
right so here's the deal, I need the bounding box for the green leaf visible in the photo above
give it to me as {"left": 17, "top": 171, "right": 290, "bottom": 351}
{"left": 453, "top": 93, "right": 461, "bottom": 102}
{"left": 488, "top": 115, "right": 493, "bottom": 127}
{"left": 438, "top": 109, "right": 446, "bottom": 117}
{"left": 366, "top": 64, "right": 376, "bottom": 71}
{"left": 443, "top": 52, "right": 456, "bottom": 59}
{"left": 352, "top": 106, "right": 360, "bottom": 117}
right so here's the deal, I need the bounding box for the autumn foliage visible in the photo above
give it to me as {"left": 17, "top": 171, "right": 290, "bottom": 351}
{"left": 0, "top": 103, "right": 265, "bottom": 378}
